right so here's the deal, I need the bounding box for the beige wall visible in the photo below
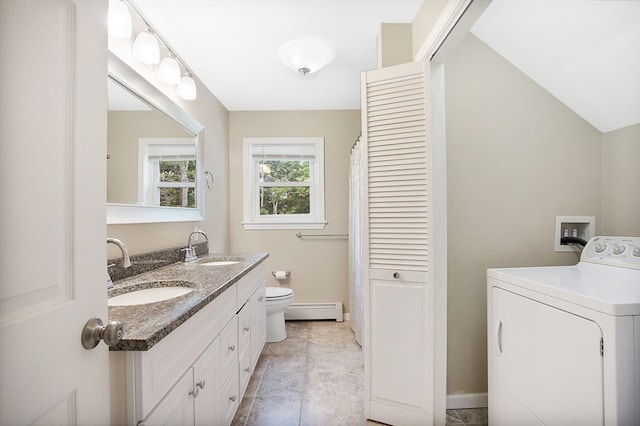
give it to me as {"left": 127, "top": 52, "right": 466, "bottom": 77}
{"left": 444, "top": 34, "right": 603, "bottom": 395}
{"left": 107, "top": 37, "right": 230, "bottom": 258}
{"left": 602, "top": 123, "right": 640, "bottom": 236}
{"left": 229, "top": 111, "right": 360, "bottom": 309}
{"left": 377, "top": 23, "right": 413, "bottom": 68}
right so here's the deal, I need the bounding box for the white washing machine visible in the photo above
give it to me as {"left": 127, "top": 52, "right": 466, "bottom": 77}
{"left": 487, "top": 236, "right": 640, "bottom": 426}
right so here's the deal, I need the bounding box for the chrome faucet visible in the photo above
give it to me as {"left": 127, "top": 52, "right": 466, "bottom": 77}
{"left": 107, "top": 237, "right": 131, "bottom": 288}
{"left": 183, "top": 230, "right": 209, "bottom": 262}
{"left": 107, "top": 238, "right": 132, "bottom": 268}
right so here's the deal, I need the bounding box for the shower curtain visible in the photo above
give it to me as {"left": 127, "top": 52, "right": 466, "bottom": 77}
{"left": 348, "top": 134, "right": 363, "bottom": 346}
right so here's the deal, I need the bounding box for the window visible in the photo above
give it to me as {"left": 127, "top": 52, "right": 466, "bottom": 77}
{"left": 139, "top": 138, "right": 196, "bottom": 208}
{"left": 243, "top": 137, "right": 326, "bottom": 230}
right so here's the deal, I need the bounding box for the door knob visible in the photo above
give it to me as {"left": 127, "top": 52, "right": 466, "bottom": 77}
{"left": 81, "top": 318, "right": 123, "bottom": 349}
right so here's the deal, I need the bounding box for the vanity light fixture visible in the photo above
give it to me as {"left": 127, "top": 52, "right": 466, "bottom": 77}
{"left": 177, "top": 74, "right": 197, "bottom": 101}
{"left": 132, "top": 29, "right": 160, "bottom": 66}
{"left": 108, "top": 0, "right": 132, "bottom": 39}
{"left": 277, "top": 37, "right": 336, "bottom": 76}
{"left": 158, "top": 54, "right": 181, "bottom": 85}
{"left": 117, "top": 0, "right": 197, "bottom": 100}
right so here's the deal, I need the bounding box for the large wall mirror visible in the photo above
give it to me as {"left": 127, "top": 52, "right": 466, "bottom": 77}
{"left": 107, "top": 52, "right": 204, "bottom": 224}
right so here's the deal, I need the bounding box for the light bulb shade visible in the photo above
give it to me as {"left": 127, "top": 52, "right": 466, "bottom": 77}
{"left": 177, "top": 75, "right": 197, "bottom": 100}
{"left": 158, "top": 56, "right": 181, "bottom": 85}
{"left": 108, "top": 0, "right": 132, "bottom": 38}
{"left": 132, "top": 31, "right": 160, "bottom": 66}
{"left": 277, "top": 38, "right": 336, "bottom": 75}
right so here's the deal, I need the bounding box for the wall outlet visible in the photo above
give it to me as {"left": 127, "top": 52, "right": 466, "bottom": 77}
{"left": 192, "top": 226, "right": 200, "bottom": 241}
{"left": 555, "top": 216, "right": 595, "bottom": 252}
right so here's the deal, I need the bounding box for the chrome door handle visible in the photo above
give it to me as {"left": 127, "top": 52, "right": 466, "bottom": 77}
{"left": 81, "top": 318, "right": 123, "bottom": 349}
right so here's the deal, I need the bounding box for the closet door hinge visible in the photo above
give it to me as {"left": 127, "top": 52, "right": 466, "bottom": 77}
{"left": 600, "top": 338, "right": 604, "bottom": 357}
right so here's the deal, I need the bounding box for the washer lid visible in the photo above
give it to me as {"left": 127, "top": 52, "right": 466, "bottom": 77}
{"left": 488, "top": 262, "right": 640, "bottom": 316}
{"left": 266, "top": 287, "right": 293, "bottom": 299}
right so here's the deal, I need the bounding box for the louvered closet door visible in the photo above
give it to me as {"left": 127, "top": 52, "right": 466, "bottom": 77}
{"left": 362, "top": 59, "right": 433, "bottom": 426}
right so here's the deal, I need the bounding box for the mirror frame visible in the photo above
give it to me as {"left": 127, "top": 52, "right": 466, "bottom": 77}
{"left": 107, "top": 51, "right": 205, "bottom": 224}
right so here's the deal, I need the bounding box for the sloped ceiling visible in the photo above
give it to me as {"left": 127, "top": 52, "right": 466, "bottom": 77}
{"left": 128, "top": 0, "right": 639, "bottom": 132}
{"left": 470, "top": 0, "right": 640, "bottom": 132}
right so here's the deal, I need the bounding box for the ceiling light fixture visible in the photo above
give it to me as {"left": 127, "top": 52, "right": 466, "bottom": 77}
{"left": 108, "top": 0, "right": 132, "bottom": 39}
{"left": 277, "top": 38, "right": 336, "bottom": 76}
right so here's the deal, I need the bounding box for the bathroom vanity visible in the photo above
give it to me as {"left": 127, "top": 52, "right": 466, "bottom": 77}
{"left": 108, "top": 253, "right": 268, "bottom": 426}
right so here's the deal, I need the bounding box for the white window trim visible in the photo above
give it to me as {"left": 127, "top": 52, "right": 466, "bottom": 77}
{"left": 138, "top": 138, "right": 196, "bottom": 207}
{"left": 242, "top": 137, "right": 326, "bottom": 230}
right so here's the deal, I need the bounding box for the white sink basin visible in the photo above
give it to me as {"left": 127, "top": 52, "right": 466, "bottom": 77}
{"left": 198, "top": 260, "right": 239, "bottom": 266}
{"left": 108, "top": 284, "right": 193, "bottom": 306}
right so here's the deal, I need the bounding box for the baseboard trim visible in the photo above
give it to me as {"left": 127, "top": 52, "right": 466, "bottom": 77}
{"left": 446, "top": 393, "right": 487, "bottom": 409}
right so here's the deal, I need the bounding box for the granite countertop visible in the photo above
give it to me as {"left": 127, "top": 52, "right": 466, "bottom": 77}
{"left": 108, "top": 252, "right": 268, "bottom": 352}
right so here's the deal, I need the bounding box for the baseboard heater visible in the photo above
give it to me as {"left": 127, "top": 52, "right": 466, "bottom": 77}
{"left": 284, "top": 302, "right": 343, "bottom": 322}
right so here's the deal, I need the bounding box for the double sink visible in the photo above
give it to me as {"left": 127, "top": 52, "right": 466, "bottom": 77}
{"left": 108, "top": 257, "right": 241, "bottom": 307}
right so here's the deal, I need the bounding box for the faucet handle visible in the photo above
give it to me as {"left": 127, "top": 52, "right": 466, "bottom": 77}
{"left": 182, "top": 247, "right": 197, "bottom": 262}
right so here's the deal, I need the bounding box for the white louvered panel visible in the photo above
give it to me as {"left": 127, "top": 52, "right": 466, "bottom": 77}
{"left": 365, "top": 66, "right": 428, "bottom": 273}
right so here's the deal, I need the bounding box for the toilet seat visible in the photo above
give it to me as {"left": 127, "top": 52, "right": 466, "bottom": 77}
{"left": 266, "top": 287, "right": 293, "bottom": 300}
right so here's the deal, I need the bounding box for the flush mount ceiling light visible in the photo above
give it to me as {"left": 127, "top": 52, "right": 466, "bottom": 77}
{"left": 132, "top": 30, "right": 160, "bottom": 66}
{"left": 277, "top": 38, "right": 336, "bottom": 76}
{"left": 108, "top": 0, "right": 132, "bottom": 39}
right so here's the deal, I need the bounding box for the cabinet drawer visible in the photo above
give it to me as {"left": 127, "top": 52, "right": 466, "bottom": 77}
{"left": 221, "top": 365, "right": 239, "bottom": 426}
{"left": 237, "top": 303, "right": 251, "bottom": 358}
{"left": 236, "top": 263, "right": 264, "bottom": 309}
{"left": 239, "top": 347, "right": 252, "bottom": 396}
{"left": 220, "top": 317, "right": 238, "bottom": 381}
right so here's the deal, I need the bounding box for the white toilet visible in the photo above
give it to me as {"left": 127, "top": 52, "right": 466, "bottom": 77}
{"left": 265, "top": 287, "right": 294, "bottom": 343}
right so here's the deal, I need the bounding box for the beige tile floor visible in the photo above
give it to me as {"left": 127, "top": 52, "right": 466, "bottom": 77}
{"left": 232, "top": 320, "right": 487, "bottom": 426}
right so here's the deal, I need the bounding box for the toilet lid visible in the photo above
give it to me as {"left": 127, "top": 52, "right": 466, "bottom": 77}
{"left": 266, "top": 287, "right": 293, "bottom": 299}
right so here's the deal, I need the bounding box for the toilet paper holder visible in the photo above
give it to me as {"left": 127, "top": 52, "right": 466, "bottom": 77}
{"left": 272, "top": 270, "right": 291, "bottom": 279}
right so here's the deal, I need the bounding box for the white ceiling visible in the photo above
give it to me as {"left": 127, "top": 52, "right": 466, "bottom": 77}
{"left": 129, "top": 0, "right": 640, "bottom": 132}
{"left": 471, "top": 0, "right": 640, "bottom": 133}
{"left": 130, "top": 0, "right": 423, "bottom": 111}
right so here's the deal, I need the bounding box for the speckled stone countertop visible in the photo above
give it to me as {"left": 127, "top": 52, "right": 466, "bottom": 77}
{"left": 108, "top": 252, "right": 268, "bottom": 352}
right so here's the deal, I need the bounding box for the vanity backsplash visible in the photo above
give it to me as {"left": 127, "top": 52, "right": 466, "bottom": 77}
{"left": 107, "top": 242, "right": 208, "bottom": 282}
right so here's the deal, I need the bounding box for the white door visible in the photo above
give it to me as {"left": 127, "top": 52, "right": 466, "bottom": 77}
{"left": 0, "top": 1, "right": 110, "bottom": 424}
{"left": 362, "top": 59, "right": 436, "bottom": 425}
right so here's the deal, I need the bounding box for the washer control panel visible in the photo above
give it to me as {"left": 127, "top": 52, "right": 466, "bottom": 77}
{"left": 581, "top": 236, "right": 640, "bottom": 269}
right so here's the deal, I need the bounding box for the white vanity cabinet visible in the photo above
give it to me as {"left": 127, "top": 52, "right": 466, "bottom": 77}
{"left": 237, "top": 284, "right": 267, "bottom": 396}
{"left": 142, "top": 336, "right": 220, "bottom": 426}
{"left": 113, "top": 262, "right": 266, "bottom": 426}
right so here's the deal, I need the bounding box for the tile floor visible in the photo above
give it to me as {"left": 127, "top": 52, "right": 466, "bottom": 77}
{"left": 232, "top": 320, "right": 487, "bottom": 426}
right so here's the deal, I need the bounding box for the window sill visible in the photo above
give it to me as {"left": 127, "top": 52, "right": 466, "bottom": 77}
{"left": 242, "top": 221, "right": 327, "bottom": 230}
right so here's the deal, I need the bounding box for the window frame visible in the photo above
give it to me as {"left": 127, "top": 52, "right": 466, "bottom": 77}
{"left": 138, "top": 138, "right": 196, "bottom": 207}
{"left": 242, "top": 137, "right": 326, "bottom": 230}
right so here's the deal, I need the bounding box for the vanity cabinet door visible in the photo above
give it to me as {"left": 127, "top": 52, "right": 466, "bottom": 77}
{"left": 250, "top": 284, "right": 267, "bottom": 365}
{"left": 141, "top": 369, "right": 195, "bottom": 426}
{"left": 194, "top": 337, "right": 220, "bottom": 426}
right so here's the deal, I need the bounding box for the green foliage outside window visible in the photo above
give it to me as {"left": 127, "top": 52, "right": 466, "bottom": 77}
{"left": 158, "top": 160, "right": 196, "bottom": 208}
{"left": 259, "top": 160, "right": 311, "bottom": 215}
